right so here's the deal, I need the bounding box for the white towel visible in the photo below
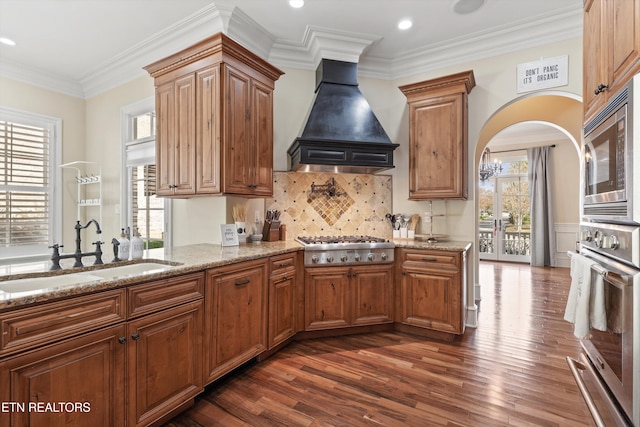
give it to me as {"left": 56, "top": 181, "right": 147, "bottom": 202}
{"left": 564, "top": 253, "right": 606, "bottom": 339}
{"left": 589, "top": 268, "right": 607, "bottom": 332}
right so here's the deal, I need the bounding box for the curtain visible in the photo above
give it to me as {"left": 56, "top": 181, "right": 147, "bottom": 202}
{"left": 528, "top": 146, "right": 556, "bottom": 267}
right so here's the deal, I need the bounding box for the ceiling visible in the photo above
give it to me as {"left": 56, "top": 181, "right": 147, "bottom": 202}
{"left": 0, "top": 0, "right": 582, "bottom": 99}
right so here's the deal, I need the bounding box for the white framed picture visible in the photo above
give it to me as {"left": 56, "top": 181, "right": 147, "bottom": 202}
{"left": 220, "top": 224, "right": 239, "bottom": 247}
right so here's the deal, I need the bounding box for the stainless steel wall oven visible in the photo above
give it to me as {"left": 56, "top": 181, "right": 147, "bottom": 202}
{"left": 568, "top": 216, "right": 640, "bottom": 427}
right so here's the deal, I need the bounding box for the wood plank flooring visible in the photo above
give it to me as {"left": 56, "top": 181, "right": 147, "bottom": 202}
{"left": 164, "top": 262, "right": 594, "bottom": 427}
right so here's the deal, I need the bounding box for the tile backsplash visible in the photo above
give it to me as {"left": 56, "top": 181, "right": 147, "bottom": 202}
{"left": 266, "top": 172, "right": 393, "bottom": 239}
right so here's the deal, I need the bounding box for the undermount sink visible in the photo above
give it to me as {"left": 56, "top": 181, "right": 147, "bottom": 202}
{"left": 0, "top": 261, "right": 177, "bottom": 296}
{"left": 88, "top": 262, "right": 176, "bottom": 280}
{"left": 0, "top": 273, "right": 103, "bottom": 294}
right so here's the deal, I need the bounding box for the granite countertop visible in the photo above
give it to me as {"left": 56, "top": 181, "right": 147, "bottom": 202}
{"left": 392, "top": 239, "right": 473, "bottom": 252}
{"left": 0, "top": 241, "right": 303, "bottom": 311}
{"left": 0, "top": 239, "right": 472, "bottom": 311}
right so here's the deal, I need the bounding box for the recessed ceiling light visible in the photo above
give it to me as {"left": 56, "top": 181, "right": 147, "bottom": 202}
{"left": 289, "top": 0, "right": 304, "bottom": 8}
{"left": 0, "top": 37, "right": 16, "bottom": 47}
{"left": 398, "top": 19, "right": 413, "bottom": 30}
{"left": 452, "top": 0, "right": 486, "bottom": 15}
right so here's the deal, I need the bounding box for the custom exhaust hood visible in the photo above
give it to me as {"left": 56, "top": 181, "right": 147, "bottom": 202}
{"left": 287, "top": 59, "right": 399, "bottom": 174}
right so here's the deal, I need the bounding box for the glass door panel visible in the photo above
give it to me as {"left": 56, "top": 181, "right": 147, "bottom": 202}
{"left": 479, "top": 174, "right": 531, "bottom": 263}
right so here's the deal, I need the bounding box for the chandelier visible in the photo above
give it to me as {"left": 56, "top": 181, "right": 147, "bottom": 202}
{"left": 479, "top": 148, "right": 503, "bottom": 181}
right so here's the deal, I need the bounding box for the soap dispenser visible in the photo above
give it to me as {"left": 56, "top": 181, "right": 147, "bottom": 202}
{"left": 130, "top": 228, "right": 144, "bottom": 259}
{"left": 117, "top": 228, "right": 130, "bottom": 261}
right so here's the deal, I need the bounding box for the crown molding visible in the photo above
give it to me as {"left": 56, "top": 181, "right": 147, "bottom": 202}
{"left": 0, "top": 58, "right": 85, "bottom": 98}
{"left": 1, "top": 4, "right": 582, "bottom": 99}
{"left": 80, "top": 4, "right": 275, "bottom": 99}
{"left": 357, "top": 6, "right": 581, "bottom": 80}
{"left": 269, "top": 26, "right": 381, "bottom": 70}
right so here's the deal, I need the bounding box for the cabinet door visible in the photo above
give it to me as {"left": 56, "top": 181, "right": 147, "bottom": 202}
{"left": 400, "top": 266, "right": 462, "bottom": 334}
{"left": 127, "top": 301, "right": 203, "bottom": 427}
{"left": 268, "top": 271, "right": 296, "bottom": 348}
{"left": 351, "top": 265, "right": 393, "bottom": 326}
{"left": 304, "top": 267, "right": 350, "bottom": 330}
{"left": 155, "top": 81, "right": 176, "bottom": 196}
{"left": 196, "top": 66, "right": 221, "bottom": 194}
{"left": 173, "top": 74, "right": 197, "bottom": 195}
{"left": 250, "top": 79, "right": 274, "bottom": 196}
{"left": 222, "top": 64, "right": 252, "bottom": 195}
{"left": 205, "top": 261, "right": 267, "bottom": 382}
{"left": 610, "top": 0, "right": 640, "bottom": 94}
{"left": 408, "top": 93, "right": 466, "bottom": 200}
{"left": 0, "top": 325, "right": 126, "bottom": 427}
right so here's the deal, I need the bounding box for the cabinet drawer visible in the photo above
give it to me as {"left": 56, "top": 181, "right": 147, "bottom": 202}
{"left": 401, "top": 250, "right": 459, "bottom": 268}
{"left": 0, "top": 289, "right": 126, "bottom": 357}
{"left": 127, "top": 272, "right": 204, "bottom": 318}
{"left": 270, "top": 253, "right": 297, "bottom": 276}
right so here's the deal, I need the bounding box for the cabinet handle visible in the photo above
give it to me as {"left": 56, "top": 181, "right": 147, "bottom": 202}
{"left": 278, "top": 262, "right": 292, "bottom": 267}
{"left": 422, "top": 257, "right": 437, "bottom": 262}
{"left": 235, "top": 279, "right": 250, "bottom": 286}
{"left": 594, "top": 83, "right": 609, "bottom": 95}
{"left": 118, "top": 336, "right": 126, "bottom": 344}
{"left": 331, "top": 283, "right": 335, "bottom": 290}
{"left": 273, "top": 275, "right": 289, "bottom": 285}
{"left": 168, "top": 184, "right": 177, "bottom": 189}
{"left": 131, "top": 333, "right": 140, "bottom": 340}
{"left": 402, "top": 271, "right": 406, "bottom": 276}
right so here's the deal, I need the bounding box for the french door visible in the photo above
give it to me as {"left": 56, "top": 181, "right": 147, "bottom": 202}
{"left": 479, "top": 175, "right": 531, "bottom": 263}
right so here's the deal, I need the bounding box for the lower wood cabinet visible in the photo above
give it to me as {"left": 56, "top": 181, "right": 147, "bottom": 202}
{"left": 0, "top": 272, "right": 205, "bottom": 427}
{"left": 204, "top": 259, "right": 268, "bottom": 383}
{"left": 305, "top": 264, "right": 393, "bottom": 331}
{"left": 126, "top": 300, "right": 203, "bottom": 427}
{"left": 268, "top": 253, "right": 298, "bottom": 348}
{"left": 0, "top": 324, "right": 126, "bottom": 427}
{"left": 397, "top": 249, "right": 467, "bottom": 335}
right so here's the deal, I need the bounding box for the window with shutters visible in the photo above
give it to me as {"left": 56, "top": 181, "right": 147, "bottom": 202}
{"left": 0, "top": 107, "right": 61, "bottom": 260}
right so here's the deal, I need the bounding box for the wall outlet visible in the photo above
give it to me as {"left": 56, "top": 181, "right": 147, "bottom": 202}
{"left": 254, "top": 210, "right": 260, "bottom": 222}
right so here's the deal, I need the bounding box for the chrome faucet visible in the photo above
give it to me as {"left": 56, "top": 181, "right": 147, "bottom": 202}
{"left": 50, "top": 219, "right": 104, "bottom": 270}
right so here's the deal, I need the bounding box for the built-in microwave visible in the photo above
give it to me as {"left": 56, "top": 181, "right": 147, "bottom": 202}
{"left": 582, "top": 74, "right": 640, "bottom": 225}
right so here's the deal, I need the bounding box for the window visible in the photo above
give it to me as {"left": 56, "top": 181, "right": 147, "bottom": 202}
{"left": 0, "top": 107, "right": 61, "bottom": 260}
{"left": 121, "top": 99, "right": 169, "bottom": 250}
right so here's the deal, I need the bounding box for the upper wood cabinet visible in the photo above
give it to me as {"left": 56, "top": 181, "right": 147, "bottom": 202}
{"left": 399, "top": 70, "right": 475, "bottom": 200}
{"left": 144, "top": 33, "right": 284, "bottom": 197}
{"left": 584, "top": 0, "right": 640, "bottom": 123}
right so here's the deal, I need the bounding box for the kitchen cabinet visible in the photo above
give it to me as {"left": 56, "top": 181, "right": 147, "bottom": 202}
{"left": 204, "top": 259, "right": 268, "bottom": 383}
{"left": 0, "top": 324, "right": 126, "bottom": 427}
{"left": 0, "top": 272, "right": 205, "bottom": 427}
{"left": 304, "top": 264, "right": 393, "bottom": 330}
{"left": 397, "top": 249, "right": 467, "bottom": 336}
{"left": 268, "top": 253, "right": 298, "bottom": 348}
{"left": 144, "top": 33, "right": 283, "bottom": 197}
{"left": 125, "top": 273, "right": 204, "bottom": 427}
{"left": 584, "top": 0, "right": 640, "bottom": 123}
{"left": 399, "top": 70, "right": 475, "bottom": 200}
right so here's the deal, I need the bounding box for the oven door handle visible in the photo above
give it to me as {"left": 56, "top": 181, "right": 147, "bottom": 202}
{"left": 566, "top": 357, "right": 607, "bottom": 427}
{"left": 572, "top": 248, "right": 638, "bottom": 288}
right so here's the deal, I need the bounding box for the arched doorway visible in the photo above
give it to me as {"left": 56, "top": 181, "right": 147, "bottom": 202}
{"left": 473, "top": 91, "right": 582, "bottom": 301}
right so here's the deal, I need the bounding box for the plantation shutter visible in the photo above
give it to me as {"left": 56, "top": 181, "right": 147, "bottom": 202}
{"left": 0, "top": 119, "right": 51, "bottom": 250}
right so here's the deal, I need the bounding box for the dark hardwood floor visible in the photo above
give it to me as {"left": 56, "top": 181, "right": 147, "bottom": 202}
{"left": 164, "top": 262, "right": 594, "bottom": 427}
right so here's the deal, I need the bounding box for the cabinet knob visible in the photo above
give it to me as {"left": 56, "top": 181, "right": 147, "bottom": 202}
{"left": 131, "top": 333, "right": 140, "bottom": 340}
{"left": 118, "top": 336, "right": 126, "bottom": 344}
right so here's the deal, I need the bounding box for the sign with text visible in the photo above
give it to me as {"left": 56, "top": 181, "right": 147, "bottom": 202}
{"left": 516, "top": 55, "right": 569, "bottom": 93}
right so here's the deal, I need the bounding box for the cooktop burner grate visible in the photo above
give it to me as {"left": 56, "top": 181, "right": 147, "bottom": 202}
{"left": 297, "top": 235, "right": 388, "bottom": 245}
